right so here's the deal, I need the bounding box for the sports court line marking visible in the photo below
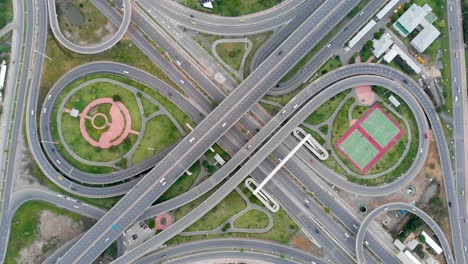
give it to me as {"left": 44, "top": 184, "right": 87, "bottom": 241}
{"left": 335, "top": 104, "right": 404, "bottom": 174}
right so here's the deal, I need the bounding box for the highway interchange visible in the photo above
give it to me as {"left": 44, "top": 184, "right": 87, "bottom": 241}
{"left": 0, "top": 0, "right": 466, "bottom": 263}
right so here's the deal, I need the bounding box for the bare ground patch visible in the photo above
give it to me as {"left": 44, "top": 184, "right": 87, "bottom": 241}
{"left": 17, "top": 211, "right": 91, "bottom": 263}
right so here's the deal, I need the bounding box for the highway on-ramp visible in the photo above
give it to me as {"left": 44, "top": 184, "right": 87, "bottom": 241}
{"left": 112, "top": 70, "right": 432, "bottom": 263}
{"left": 46, "top": 0, "right": 131, "bottom": 54}
{"left": 355, "top": 203, "right": 454, "bottom": 264}
{"left": 55, "top": 1, "right": 359, "bottom": 262}
{"left": 141, "top": 0, "right": 309, "bottom": 36}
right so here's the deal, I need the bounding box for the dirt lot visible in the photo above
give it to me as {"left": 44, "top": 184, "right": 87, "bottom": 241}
{"left": 289, "top": 230, "right": 323, "bottom": 257}
{"left": 17, "top": 210, "right": 90, "bottom": 263}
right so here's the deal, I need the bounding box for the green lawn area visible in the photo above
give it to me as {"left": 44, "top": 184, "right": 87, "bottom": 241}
{"left": 61, "top": 113, "right": 138, "bottom": 163}
{"left": 182, "top": 0, "right": 281, "bottom": 16}
{"left": 64, "top": 81, "right": 142, "bottom": 131}
{"left": 243, "top": 32, "right": 272, "bottom": 77}
{"left": 131, "top": 115, "right": 182, "bottom": 164}
{"left": 234, "top": 209, "right": 269, "bottom": 229}
{"left": 32, "top": 163, "right": 122, "bottom": 209}
{"left": 140, "top": 96, "right": 160, "bottom": 117}
{"left": 176, "top": 190, "right": 246, "bottom": 232}
{"left": 57, "top": 0, "right": 111, "bottom": 44}
{"left": 215, "top": 42, "right": 246, "bottom": 70}
{"left": 264, "top": 57, "right": 344, "bottom": 107}
{"left": 39, "top": 35, "right": 180, "bottom": 108}
{"left": 168, "top": 206, "right": 298, "bottom": 245}
{"left": 259, "top": 102, "right": 280, "bottom": 116}
{"left": 331, "top": 97, "right": 355, "bottom": 144}
{"left": 305, "top": 89, "right": 350, "bottom": 125}
{"left": 49, "top": 73, "right": 195, "bottom": 173}
{"left": 60, "top": 84, "right": 139, "bottom": 162}
{"left": 194, "top": 31, "right": 272, "bottom": 79}
{"left": 5, "top": 201, "right": 93, "bottom": 264}
{"left": 156, "top": 161, "right": 201, "bottom": 203}
{"left": 0, "top": 0, "right": 12, "bottom": 29}
{"left": 320, "top": 87, "right": 419, "bottom": 185}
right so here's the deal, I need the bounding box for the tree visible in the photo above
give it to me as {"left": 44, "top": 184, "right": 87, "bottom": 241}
{"left": 418, "top": 233, "right": 426, "bottom": 243}
{"left": 112, "top": 94, "right": 122, "bottom": 102}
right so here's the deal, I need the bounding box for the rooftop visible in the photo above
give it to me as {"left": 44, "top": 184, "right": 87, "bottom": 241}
{"left": 393, "top": 3, "right": 433, "bottom": 37}
{"left": 372, "top": 33, "right": 393, "bottom": 58}
{"left": 410, "top": 24, "right": 440, "bottom": 52}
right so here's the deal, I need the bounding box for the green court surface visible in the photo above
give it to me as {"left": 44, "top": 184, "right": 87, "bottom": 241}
{"left": 339, "top": 130, "right": 379, "bottom": 169}
{"left": 360, "top": 109, "right": 400, "bottom": 147}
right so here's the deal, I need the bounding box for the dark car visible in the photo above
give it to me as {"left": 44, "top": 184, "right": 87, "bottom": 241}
{"left": 449, "top": 202, "right": 452, "bottom": 207}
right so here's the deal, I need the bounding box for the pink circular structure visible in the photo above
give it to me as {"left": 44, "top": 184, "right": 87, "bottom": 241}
{"left": 154, "top": 213, "right": 173, "bottom": 231}
{"left": 79, "top": 98, "right": 133, "bottom": 149}
{"left": 355, "top": 85, "right": 375, "bottom": 106}
{"left": 91, "top": 113, "right": 108, "bottom": 129}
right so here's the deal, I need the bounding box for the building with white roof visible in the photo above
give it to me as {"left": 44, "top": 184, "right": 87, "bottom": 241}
{"left": 392, "top": 3, "right": 440, "bottom": 53}
{"left": 421, "top": 231, "right": 443, "bottom": 254}
{"left": 393, "top": 4, "right": 433, "bottom": 37}
{"left": 404, "top": 250, "right": 422, "bottom": 264}
{"left": 348, "top": 20, "right": 377, "bottom": 49}
{"left": 394, "top": 239, "right": 406, "bottom": 251}
{"left": 372, "top": 33, "right": 393, "bottom": 58}
{"left": 389, "top": 95, "right": 400, "bottom": 107}
{"left": 384, "top": 44, "right": 422, "bottom": 74}
{"left": 376, "top": 0, "right": 400, "bottom": 20}
{"left": 406, "top": 239, "right": 419, "bottom": 251}
{"left": 410, "top": 24, "right": 440, "bottom": 52}
{"left": 0, "top": 60, "right": 7, "bottom": 90}
{"left": 201, "top": 0, "right": 213, "bottom": 9}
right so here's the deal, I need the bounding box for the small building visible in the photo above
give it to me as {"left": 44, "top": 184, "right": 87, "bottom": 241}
{"left": 397, "top": 251, "right": 416, "bottom": 264}
{"left": 372, "top": 33, "right": 393, "bottom": 58}
{"left": 389, "top": 95, "right": 400, "bottom": 107}
{"left": 0, "top": 60, "right": 7, "bottom": 90}
{"left": 348, "top": 20, "right": 377, "bottom": 49}
{"left": 410, "top": 25, "right": 440, "bottom": 52}
{"left": 406, "top": 239, "right": 419, "bottom": 251}
{"left": 421, "top": 231, "right": 443, "bottom": 255}
{"left": 201, "top": 0, "right": 213, "bottom": 9}
{"left": 376, "top": 0, "right": 400, "bottom": 20}
{"left": 70, "top": 109, "right": 79, "bottom": 118}
{"left": 404, "top": 250, "right": 422, "bottom": 264}
{"left": 394, "top": 239, "right": 406, "bottom": 251}
{"left": 214, "top": 153, "right": 225, "bottom": 166}
{"left": 384, "top": 44, "right": 422, "bottom": 74}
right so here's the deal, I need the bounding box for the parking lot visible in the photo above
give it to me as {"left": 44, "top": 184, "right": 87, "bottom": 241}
{"left": 122, "top": 221, "right": 155, "bottom": 251}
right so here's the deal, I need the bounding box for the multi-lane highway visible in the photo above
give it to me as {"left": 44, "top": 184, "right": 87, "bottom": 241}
{"left": 112, "top": 68, "right": 437, "bottom": 263}
{"left": 56, "top": 1, "right": 365, "bottom": 262}
{"left": 355, "top": 203, "right": 454, "bottom": 263}
{"left": 446, "top": 0, "right": 468, "bottom": 262}
{"left": 1, "top": 0, "right": 465, "bottom": 263}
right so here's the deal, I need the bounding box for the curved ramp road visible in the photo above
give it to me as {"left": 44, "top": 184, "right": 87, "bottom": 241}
{"left": 355, "top": 203, "right": 454, "bottom": 264}
{"left": 268, "top": 0, "right": 390, "bottom": 95}
{"left": 40, "top": 62, "right": 200, "bottom": 185}
{"left": 142, "top": 0, "right": 308, "bottom": 36}
{"left": 56, "top": 1, "right": 364, "bottom": 261}
{"left": 47, "top": 0, "right": 131, "bottom": 54}
{"left": 113, "top": 73, "right": 427, "bottom": 263}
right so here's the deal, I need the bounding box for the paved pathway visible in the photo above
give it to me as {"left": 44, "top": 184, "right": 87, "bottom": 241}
{"left": 211, "top": 38, "right": 252, "bottom": 81}
{"left": 179, "top": 187, "right": 273, "bottom": 236}
{"left": 303, "top": 91, "right": 413, "bottom": 179}
{"left": 0, "top": 23, "right": 13, "bottom": 39}
{"left": 55, "top": 78, "right": 184, "bottom": 170}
